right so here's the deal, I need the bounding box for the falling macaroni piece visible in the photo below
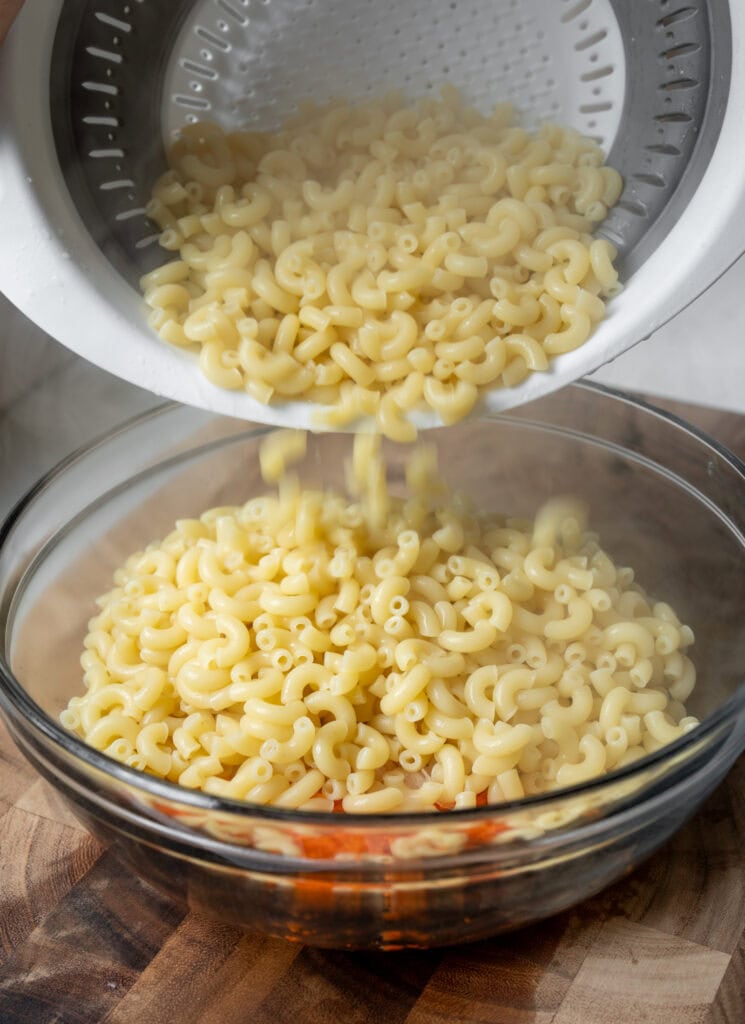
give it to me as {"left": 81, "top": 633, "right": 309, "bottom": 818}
{"left": 62, "top": 430, "right": 698, "bottom": 813}
{"left": 142, "top": 86, "right": 623, "bottom": 437}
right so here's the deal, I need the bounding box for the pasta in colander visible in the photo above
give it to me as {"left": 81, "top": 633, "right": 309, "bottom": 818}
{"left": 142, "top": 86, "right": 623, "bottom": 437}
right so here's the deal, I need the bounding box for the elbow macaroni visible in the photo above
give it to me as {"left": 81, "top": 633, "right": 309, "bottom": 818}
{"left": 63, "top": 431, "right": 698, "bottom": 813}
{"left": 142, "top": 87, "right": 623, "bottom": 437}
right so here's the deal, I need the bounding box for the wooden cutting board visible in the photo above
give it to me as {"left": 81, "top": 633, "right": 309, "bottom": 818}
{"left": 1, "top": 397, "right": 744, "bottom": 1024}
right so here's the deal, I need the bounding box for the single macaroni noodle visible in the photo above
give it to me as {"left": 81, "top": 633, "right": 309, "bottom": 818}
{"left": 142, "top": 87, "right": 623, "bottom": 436}
{"left": 62, "top": 431, "right": 698, "bottom": 812}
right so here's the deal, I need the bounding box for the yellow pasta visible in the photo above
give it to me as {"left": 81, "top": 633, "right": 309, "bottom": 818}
{"left": 142, "top": 88, "right": 623, "bottom": 436}
{"left": 62, "top": 432, "right": 699, "bottom": 813}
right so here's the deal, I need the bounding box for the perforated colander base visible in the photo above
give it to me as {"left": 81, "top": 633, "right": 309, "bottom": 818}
{"left": 163, "top": 0, "right": 625, "bottom": 141}
{"left": 52, "top": 0, "right": 729, "bottom": 287}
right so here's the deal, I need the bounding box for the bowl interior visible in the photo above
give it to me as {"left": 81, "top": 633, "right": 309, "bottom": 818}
{"left": 4, "top": 388, "right": 745, "bottom": 743}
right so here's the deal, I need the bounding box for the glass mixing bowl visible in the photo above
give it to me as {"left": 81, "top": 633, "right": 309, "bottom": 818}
{"left": 1, "top": 381, "right": 744, "bottom": 950}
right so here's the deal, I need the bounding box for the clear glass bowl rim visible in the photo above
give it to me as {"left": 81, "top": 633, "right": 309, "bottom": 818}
{"left": 1, "top": 380, "right": 745, "bottom": 827}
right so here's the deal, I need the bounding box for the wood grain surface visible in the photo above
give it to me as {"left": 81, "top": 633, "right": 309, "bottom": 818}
{"left": 1, "top": 396, "right": 744, "bottom": 1024}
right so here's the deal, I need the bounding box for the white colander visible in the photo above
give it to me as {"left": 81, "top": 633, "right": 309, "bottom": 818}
{"left": 0, "top": 0, "right": 743, "bottom": 429}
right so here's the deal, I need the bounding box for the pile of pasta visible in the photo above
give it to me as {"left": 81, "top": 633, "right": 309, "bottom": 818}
{"left": 62, "top": 431, "right": 698, "bottom": 813}
{"left": 142, "top": 87, "right": 623, "bottom": 438}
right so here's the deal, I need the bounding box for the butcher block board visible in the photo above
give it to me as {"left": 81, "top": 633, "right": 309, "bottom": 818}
{"left": 1, "top": 397, "right": 744, "bottom": 1024}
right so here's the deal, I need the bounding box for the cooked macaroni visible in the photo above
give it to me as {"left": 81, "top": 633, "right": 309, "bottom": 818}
{"left": 142, "top": 87, "right": 623, "bottom": 436}
{"left": 62, "top": 433, "right": 698, "bottom": 812}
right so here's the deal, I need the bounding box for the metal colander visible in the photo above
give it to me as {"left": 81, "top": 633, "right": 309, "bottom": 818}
{"left": 0, "top": 0, "right": 742, "bottom": 428}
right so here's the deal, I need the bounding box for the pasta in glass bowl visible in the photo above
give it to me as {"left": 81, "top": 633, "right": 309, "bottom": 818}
{"left": 1, "top": 382, "right": 745, "bottom": 949}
